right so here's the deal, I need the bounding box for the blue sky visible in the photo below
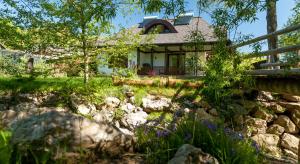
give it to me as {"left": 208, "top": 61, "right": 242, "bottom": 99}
{"left": 112, "top": 0, "right": 296, "bottom": 52}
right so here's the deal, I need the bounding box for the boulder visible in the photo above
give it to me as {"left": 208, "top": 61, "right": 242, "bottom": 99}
{"left": 142, "top": 95, "right": 171, "bottom": 112}
{"left": 264, "top": 146, "right": 282, "bottom": 159}
{"left": 254, "top": 109, "right": 274, "bottom": 122}
{"left": 120, "top": 111, "right": 148, "bottom": 130}
{"left": 283, "top": 149, "right": 298, "bottom": 160}
{"left": 120, "top": 103, "right": 136, "bottom": 114}
{"left": 274, "top": 115, "right": 299, "bottom": 134}
{"left": 267, "top": 103, "right": 286, "bottom": 114}
{"left": 258, "top": 91, "right": 274, "bottom": 101}
{"left": 104, "top": 97, "right": 121, "bottom": 108}
{"left": 266, "top": 124, "right": 285, "bottom": 136}
{"left": 92, "top": 109, "right": 114, "bottom": 123}
{"left": 10, "top": 111, "right": 134, "bottom": 156}
{"left": 251, "top": 134, "right": 280, "bottom": 147}
{"left": 11, "top": 102, "right": 37, "bottom": 112}
{"left": 281, "top": 133, "right": 299, "bottom": 154}
{"left": 278, "top": 102, "right": 300, "bottom": 111}
{"left": 70, "top": 94, "right": 96, "bottom": 115}
{"left": 290, "top": 110, "right": 300, "bottom": 129}
{"left": 244, "top": 117, "right": 267, "bottom": 136}
{"left": 282, "top": 94, "right": 300, "bottom": 102}
{"left": 168, "top": 144, "right": 219, "bottom": 164}
{"left": 0, "top": 107, "right": 67, "bottom": 128}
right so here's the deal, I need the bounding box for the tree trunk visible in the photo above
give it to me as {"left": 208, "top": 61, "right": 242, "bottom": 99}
{"left": 83, "top": 39, "right": 89, "bottom": 84}
{"left": 266, "top": 0, "right": 278, "bottom": 68}
{"left": 27, "top": 57, "right": 34, "bottom": 75}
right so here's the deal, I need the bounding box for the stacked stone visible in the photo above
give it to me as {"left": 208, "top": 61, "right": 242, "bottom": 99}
{"left": 240, "top": 92, "right": 300, "bottom": 162}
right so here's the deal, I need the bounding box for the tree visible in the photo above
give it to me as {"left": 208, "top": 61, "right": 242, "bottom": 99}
{"left": 0, "top": 0, "right": 71, "bottom": 76}
{"left": 266, "top": 0, "right": 278, "bottom": 67}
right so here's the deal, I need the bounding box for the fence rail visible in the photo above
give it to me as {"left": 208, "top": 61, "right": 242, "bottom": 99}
{"left": 232, "top": 23, "right": 300, "bottom": 76}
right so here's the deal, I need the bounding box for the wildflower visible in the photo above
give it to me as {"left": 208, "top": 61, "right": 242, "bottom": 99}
{"left": 156, "top": 130, "right": 170, "bottom": 138}
{"left": 251, "top": 140, "right": 260, "bottom": 153}
{"left": 202, "top": 120, "right": 217, "bottom": 131}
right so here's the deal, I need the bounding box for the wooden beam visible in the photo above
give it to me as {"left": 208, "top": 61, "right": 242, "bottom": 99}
{"left": 244, "top": 44, "right": 300, "bottom": 59}
{"left": 259, "top": 62, "right": 298, "bottom": 68}
{"left": 231, "top": 23, "right": 300, "bottom": 48}
{"left": 140, "top": 50, "right": 212, "bottom": 53}
{"left": 246, "top": 68, "right": 300, "bottom": 76}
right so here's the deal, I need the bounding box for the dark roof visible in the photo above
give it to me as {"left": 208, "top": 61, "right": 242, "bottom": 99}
{"left": 131, "top": 17, "right": 218, "bottom": 45}
{"left": 97, "top": 17, "right": 218, "bottom": 46}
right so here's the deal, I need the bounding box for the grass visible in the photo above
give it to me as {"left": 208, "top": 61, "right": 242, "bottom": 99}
{"left": 136, "top": 116, "right": 263, "bottom": 164}
{"left": 0, "top": 130, "right": 12, "bottom": 164}
{"left": 0, "top": 76, "right": 201, "bottom": 105}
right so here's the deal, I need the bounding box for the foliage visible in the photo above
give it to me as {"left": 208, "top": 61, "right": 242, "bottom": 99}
{"left": 280, "top": 0, "right": 300, "bottom": 66}
{"left": 0, "top": 54, "right": 52, "bottom": 78}
{"left": 0, "top": 54, "right": 27, "bottom": 77}
{"left": 136, "top": 115, "right": 261, "bottom": 164}
{"left": 0, "top": 130, "right": 12, "bottom": 164}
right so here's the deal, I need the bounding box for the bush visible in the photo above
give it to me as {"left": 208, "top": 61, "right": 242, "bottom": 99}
{"left": 136, "top": 115, "right": 261, "bottom": 164}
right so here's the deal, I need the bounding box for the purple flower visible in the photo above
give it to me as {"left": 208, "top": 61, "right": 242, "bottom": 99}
{"left": 202, "top": 120, "right": 217, "bottom": 131}
{"left": 251, "top": 140, "right": 260, "bottom": 153}
{"left": 156, "top": 130, "right": 170, "bottom": 138}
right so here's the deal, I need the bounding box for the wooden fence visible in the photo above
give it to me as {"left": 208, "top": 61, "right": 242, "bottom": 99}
{"left": 231, "top": 24, "right": 300, "bottom": 76}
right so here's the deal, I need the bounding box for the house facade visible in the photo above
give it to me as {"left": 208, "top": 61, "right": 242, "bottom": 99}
{"left": 98, "top": 13, "right": 218, "bottom": 76}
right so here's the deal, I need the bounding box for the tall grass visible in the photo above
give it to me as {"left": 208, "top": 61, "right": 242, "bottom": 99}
{"left": 136, "top": 116, "right": 262, "bottom": 164}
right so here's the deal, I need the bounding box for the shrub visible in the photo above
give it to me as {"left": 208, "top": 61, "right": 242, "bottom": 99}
{"left": 136, "top": 115, "right": 261, "bottom": 164}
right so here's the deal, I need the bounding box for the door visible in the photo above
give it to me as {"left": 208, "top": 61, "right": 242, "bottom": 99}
{"left": 168, "top": 54, "right": 185, "bottom": 75}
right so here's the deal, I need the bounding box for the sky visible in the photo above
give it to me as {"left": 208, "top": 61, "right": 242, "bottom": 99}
{"left": 112, "top": 0, "right": 297, "bottom": 52}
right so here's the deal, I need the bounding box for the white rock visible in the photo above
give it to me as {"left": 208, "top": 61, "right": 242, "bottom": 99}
{"left": 121, "top": 103, "right": 136, "bottom": 113}
{"left": 168, "top": 144, "right": 219, "bottom": 164}
{"left": 274, "top": 115, "right": 299, "bottom": 134}
{"left": 266, "top": 124, "right": 285, "bottom": 135}
{"left": 77, "top": 103, "right": 96, "bottom": 115}
{"left": 10, "top": 111, "right": 134, "bottom": 156}
{"left": 92, "top": 110, "right": 114, "bottom": 123}
{"left": 104, "top": 97, "right": 120, "bottom": 108}
{"left": 244, "top": 117, "right": 267, "bottom": 136}
{"left": 142, "top": 95, "right": 171, "bottom": 112}
{"left": 121, "top": 111, "right": 148, "bottom": 130}
{"left": 283, "top": 149, "right": 298, "bottom": 159}
{"left": 251, "top": 134, "right": 280, "bottom": 147}
{"left": 281, "top": 133, "right": 299, "bottom": 154}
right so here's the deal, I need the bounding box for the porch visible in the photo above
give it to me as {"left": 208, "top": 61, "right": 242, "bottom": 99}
{"left": 135, "top": 45, "right": 212, "bottom": 76}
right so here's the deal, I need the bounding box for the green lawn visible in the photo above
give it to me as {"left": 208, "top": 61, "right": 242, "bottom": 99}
{"left": 0, "top": 76, "right": 201, "bottom": 105}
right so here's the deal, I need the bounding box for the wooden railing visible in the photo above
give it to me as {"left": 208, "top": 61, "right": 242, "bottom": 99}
{"left": 231, "top": 24, "right": 300, "bottom": 76}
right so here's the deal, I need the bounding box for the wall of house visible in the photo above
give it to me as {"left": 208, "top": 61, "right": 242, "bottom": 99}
{"left": 140, "top": 52, "right": 151, "bottom": 66}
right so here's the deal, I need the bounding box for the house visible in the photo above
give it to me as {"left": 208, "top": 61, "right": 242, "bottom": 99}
{"left": 98, "top": 13, "right": 218, "bottom": 76}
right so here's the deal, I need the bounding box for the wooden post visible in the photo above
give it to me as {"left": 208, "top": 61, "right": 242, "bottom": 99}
{"left": 165, "top": 46, "right": 169, "bottom": 75}
{"left": 137, "top": 47, "right": 140, "bottom": 66}
{"left": 151, "top": 48, "right": 154, "bottom": 69}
